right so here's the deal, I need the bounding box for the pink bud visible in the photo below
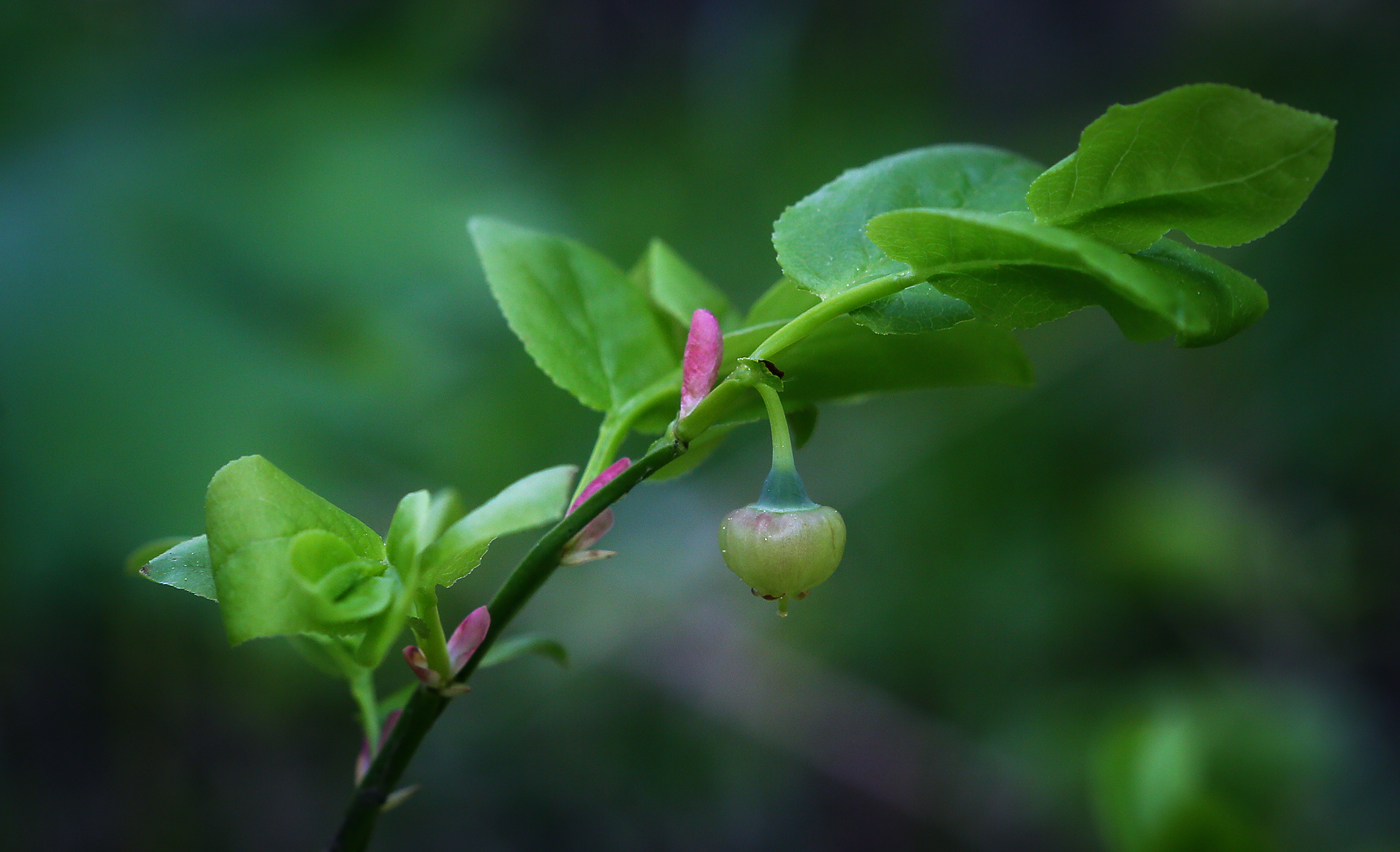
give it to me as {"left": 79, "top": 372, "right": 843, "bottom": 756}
{"left": 571, "top": 509, "right": 614, "bottom": 552}
{"left": 402, "top": 645, "right": 442, "bottom": 687}
{"left": 355, "top": 709, "right": 402, "bottom": 784}
{"left": 570, "top": 457, "right": 631, "bottom": 513}
{"left": 565, "top": 458, "right": 630, "bottom": 557}
{"left": 446, "top": 605, "right": 491, "bottom": 675}
{"left": 680, "top": 308, "right": 722, "bottom": 417}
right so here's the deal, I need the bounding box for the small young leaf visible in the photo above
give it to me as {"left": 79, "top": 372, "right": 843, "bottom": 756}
{"left": 867, "top": 209, "right": 1267, "bottom": 347}
{"left": 641, "top": 239, "right": 738, "bottom": 330}
{"left": 470, "top": 218, "right": 677, "bottom": 412}
{"left": 773, "top": 145, "right": 1043, "bottom": 333}
{"left": 386, "top": 488, "right": 466, "bottom": 575}
{"left": 479, "top": 634, "right": 569, "bottom": 669}
{"left": 419, "top": 464, "right": 577, "bottom": 589}
{"left": 139, "top": 535, "right": 217, "bottom": 601}
{"left": 1026, "top": 84, "right": 1336, "bottom": 252}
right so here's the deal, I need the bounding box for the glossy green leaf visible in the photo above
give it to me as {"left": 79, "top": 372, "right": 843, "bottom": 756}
{"left": 204, "top": 455, "right": 390, "bottom": 644}
{"left": 640, "top": 239, "right": 737, "bottom": 329}
{"left": 470, "top": 217, "right": 677, "bottom": 412}
{"left": 1027, "top": 84, "right": 1336, "bottom": 252}
{"left": 138, "top": 535, "right": 217, "bottom": 601}
{"left": 867, "top": 209, "right": 1267, "bottom": 347}
{"left": 479, "top": 634, "right": 569, "bottom": 669}
{"left": 419, "top": 464, "right": 577, "bottom": 589}
{"left": 773, "top": 145, "right": 1043, "bottom": 333}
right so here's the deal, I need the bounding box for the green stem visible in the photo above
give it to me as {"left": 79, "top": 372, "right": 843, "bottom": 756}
{"left": 756, "top": 384, "right": 796, "bottom": 473}
{"left": 753, "top": 384, "right": 815, "bottom": 511}
{"left": 574, "top": 378, "right": 678, "bottom": 502}
{"left": 348, "top": 669, "right": 381, "bottom": 748}
{"left": 412, "top": 592, "right": 452, "bottom": 681}
{"left": 325, "top": 438, "right": 685, "bottom": 852}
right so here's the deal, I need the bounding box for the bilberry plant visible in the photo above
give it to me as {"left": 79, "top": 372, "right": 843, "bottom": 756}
{"left": 131, "top": 84, "right": 1334, "bottom": 851}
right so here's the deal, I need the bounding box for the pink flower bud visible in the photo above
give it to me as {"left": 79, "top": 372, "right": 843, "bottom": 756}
{"left": 402, "top": 644, "right": 441, "bottom": 688}
{"left": 570, "top": 457, "right": 631, "bottom": 513}
{"left": 680, "top": 308, "right": 722, "bottom": 417}
{"left": 565, "top": 458, "right": 631, "bottom": 557}
{"left": 446, "top": 605, "right": 491, "bottom": 675}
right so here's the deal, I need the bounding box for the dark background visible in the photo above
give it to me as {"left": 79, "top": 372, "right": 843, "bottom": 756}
{"left": 2, "top": 1, "right": 1398, "bottom": 850}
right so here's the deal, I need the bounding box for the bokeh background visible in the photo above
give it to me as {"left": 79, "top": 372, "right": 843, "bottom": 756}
{"left": 2, "top": 1, "right": 1398, "bottom": 850}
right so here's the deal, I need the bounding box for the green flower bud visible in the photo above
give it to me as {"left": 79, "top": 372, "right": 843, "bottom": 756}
{"left": 719, "top": 504, "right": 846, "bottom": 601}
{"left": 718, "top": 379, "right": 846, "bottom": 613}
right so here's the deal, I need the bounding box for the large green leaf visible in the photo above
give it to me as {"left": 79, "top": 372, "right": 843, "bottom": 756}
{"left": 778, "top": 316, "right": 1033, "bottom": 398}
{"left": 867, "top": 209, "right": 1267, "bottom": 347}
{"left": 419, "top": 464, "right": 577, "bottom": 589}
{"left": 139, "top": 535, "right": 217, "bottom": 601}
{"left": 1027, "top": 84, "right": 1336, "bottom": 253}
{"left": 773, "top": 145, "right": 1043, "bottom": 333}
{"left": 639, "top": 238, "right": 738, "bottom": 330}
{"left": 205, "top": 455, "right": 390, "bottom": 644}
{"left": 470, "top": 217, "right": 678, "bottom": 412}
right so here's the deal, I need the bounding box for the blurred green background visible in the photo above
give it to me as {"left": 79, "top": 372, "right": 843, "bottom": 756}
{"left": 2, "top": 1, "right": 1398, "bottom": 850}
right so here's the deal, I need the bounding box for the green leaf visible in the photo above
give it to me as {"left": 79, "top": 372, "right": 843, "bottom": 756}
{"left": 640, "top": 239, "right": 738, "bottom": 330}
{"left": 788, "top": 405, "right": 818, "bottom": 450}
{"left": 419, "top": 464, "right": 577, "bottom": 589}
{"left": 470, "top": 217, "right": 677, "bottom": 412}
{"left": 204, "top": 455, "right": 390, "bottom": 644}
{"left": 386, "top": 488, "right": 466, "bottom": 575}
{"left": 479, "top": 634, "right": 569, "bottom": 669}
{"left": 206, "top": 455, "right": 386, "bottom": 566}
{"left": 867, "top": 209, "right": 1267, "bottom": 347}
{"left": 777, "top": 317, "right": 1033, "bottom": 398}
{"left": 773, "top": 145, "right": 1043, "bottom": 333}
{"left": 746, "top": 276, "right": 819, "bottom": 326}
{"left": 1027, "top": 84, "right": 1336, "bottom": 252}
{"left": 746, "top": 276, "right": 1032, "bottom": 398}
{"left": 126, "top": 536, "right": 190, "bottom": 574}
{"left": 138, "top": 535, "right": 217, "bottom": 601}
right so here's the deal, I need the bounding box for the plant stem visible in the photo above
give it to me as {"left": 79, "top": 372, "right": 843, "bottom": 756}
{"left": 325, "top": 438, "right": 685, "bottom": 852}
{"left": 328, "top": 266, "right": 928, "bottom": 851}
{"left": 574, "top": 378, "right": 678, "bottom": 501}
{"left": 348, "top": 669, "right": 381, "bottom": 748}
{"left": 753, "top": 384, "right": 815, "bottom": 512}
{"left": 756, "top": 384, "right": 795, "bottom": 473}
{"left": 412, "top": 592, "right": 452, "bottom": 681}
